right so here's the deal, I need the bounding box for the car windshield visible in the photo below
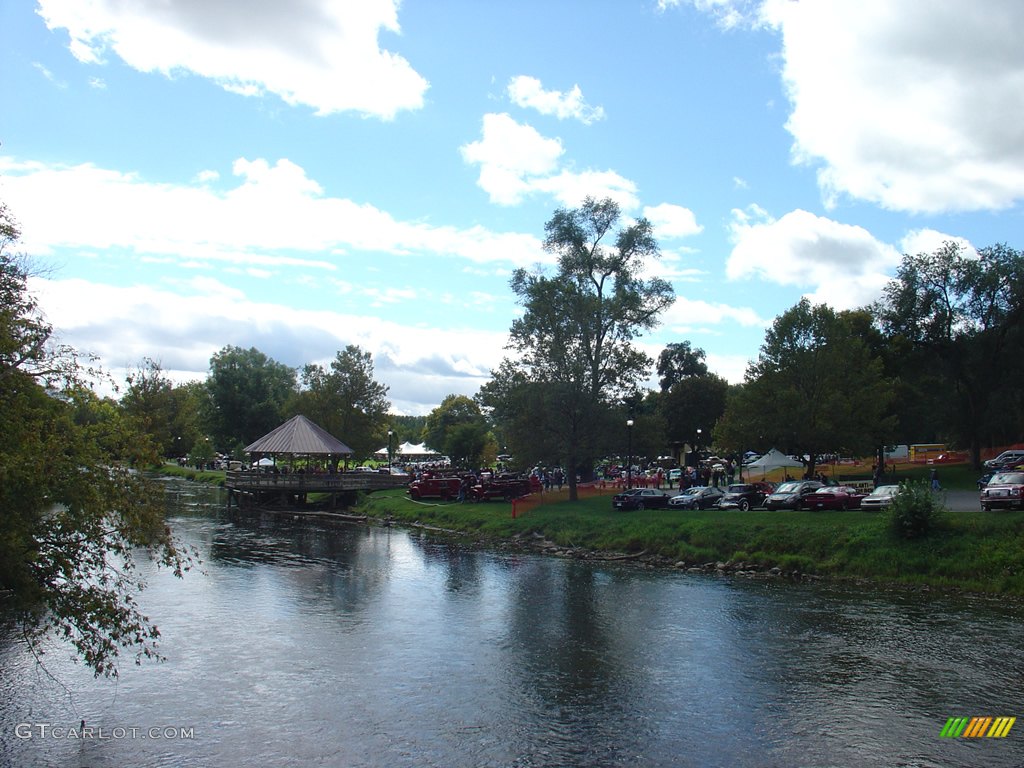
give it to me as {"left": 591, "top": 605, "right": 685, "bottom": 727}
{"left": 992, "top": 472, "right": 1024, "bottom": 484}
{"left": 775, "top": 482, "right": 800, "bottom": 493}
{"left": 679, "top": 487, "right": 702, "bottom": 496}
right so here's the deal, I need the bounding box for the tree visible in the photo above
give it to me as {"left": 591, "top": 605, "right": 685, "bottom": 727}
{"left": 205, "top": 345, "right": 296, "bottom": 453}
{"left": 714, "top": 299, "right": 895, "bottom": 476}
{"left": 496, "top": 197, "right": 675, "bottom": 499}
{"left": 660, "top": 372, "right": 729, "bottom": 462}
{"left": 423, "top": 394, "right": 490, "bottom": 467}
{"left": 657, "top": 341, "right": 708, "bottom": 391}
{"left": 291, "top": 345, "right": 391, "bottom": 462}
{"left": 121, "top": 358, "right": 196, "bottom": 458}
{"left": 0, "top": 203, "right": 191, "bottom": 677}
{"left": 876, "top": 242, "right": 1024, "bottom": 466}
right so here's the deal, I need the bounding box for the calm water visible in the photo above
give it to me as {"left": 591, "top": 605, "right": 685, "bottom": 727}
{"left": 2, "top": 480, "right": 1023, "bottom": 768}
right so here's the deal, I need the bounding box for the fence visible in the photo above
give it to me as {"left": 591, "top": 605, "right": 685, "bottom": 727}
{"left": 511, "top": 480, "right": 630, "bottom": 518}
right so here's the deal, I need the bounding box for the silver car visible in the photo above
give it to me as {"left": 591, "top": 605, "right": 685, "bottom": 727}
{"left": 860, "top": 484, "right": 901, "bottom": 510}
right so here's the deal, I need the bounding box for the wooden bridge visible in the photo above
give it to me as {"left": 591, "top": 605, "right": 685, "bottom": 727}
{"left": 225, "top": 470, "right": 409, "bottom": 509}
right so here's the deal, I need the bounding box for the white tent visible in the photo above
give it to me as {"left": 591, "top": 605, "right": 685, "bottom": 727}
{"left": 374, "top": 441, "right": 443, "bottom": 460}
{"left": 746, "top": 448, "right": 804, "bottom": 474}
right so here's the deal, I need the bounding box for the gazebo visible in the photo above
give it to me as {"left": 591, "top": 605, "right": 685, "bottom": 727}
{"left": 245, "top": 414, "right": 354, "bottom": 472}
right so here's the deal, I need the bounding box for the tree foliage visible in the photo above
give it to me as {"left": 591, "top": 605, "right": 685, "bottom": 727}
{"left": 0, "top": 204, "right": 191, "bottom": 677}
{"left": 121, "top": 358, "right": 203, "bottom": 459}
{"left": 657, "top": 341, "right": 708, "bottom": 391}
{"left": 494, "top": 197, "right": 674, "bottom": 498}
{"left": 660, "top": 372, "right": 729, "bottom": 458}
{"left": 205, "top": 345, "right": 296, "bottom": 453}
{"left": 292, "top": 345, "right": 391, "bottom": 462}
{"left": 715, "top": 299, "right": 895, "bottom": 474}
{"left": 876, "top": 242, "right": 1024, "bottom": 465}
{"left": 423, "top": 394, "right": 490, "bottom": 467}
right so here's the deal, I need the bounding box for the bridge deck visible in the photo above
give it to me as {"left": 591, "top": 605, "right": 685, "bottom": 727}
{"left": 225, "top": 470, "right": 409, "bottom": 503}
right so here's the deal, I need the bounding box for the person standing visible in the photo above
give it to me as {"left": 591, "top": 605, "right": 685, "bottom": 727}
{"left": 930, "top": 467, "right": 940, "bottom": 491}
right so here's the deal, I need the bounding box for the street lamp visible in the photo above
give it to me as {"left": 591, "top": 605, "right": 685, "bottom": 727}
{"left": 387, "top": 429, "right": 394, "bottom": 469}
{"left": 626, "top": 419, "right": 634, "bottom": 489}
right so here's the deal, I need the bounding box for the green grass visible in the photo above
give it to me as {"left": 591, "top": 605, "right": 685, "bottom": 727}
{"left": 155, "top": 462, "right": 227, "bottom": 484}
{"left": 357, "top": 488, "right": 1024, "bottom": 594}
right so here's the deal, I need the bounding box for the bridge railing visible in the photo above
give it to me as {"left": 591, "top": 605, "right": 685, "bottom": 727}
{"left": 225, "top": 470, "right": 409, "bottom": 492}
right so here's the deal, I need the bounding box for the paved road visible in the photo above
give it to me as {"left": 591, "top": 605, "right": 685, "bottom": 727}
{"left": 943, "top": 489, "right": 980, "bottom": 512}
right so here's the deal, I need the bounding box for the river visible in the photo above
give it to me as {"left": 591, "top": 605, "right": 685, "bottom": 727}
{"left": 2, "top": 479, "right": 1023, "bottom": 767}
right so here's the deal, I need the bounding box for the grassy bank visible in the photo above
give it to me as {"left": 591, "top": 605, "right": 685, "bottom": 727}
{"left": 358, "top": 488, "right": 1024, "bottom": 595}
{"left": 155, "top": 463, "right": 227, "bottom": 484}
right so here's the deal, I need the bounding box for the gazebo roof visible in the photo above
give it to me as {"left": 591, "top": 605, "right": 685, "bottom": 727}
{"left": 245, "top": 414, "right": 354, "bottom": 456}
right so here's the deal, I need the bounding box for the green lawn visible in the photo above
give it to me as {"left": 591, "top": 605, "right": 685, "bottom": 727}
{"left": 358, "top": 487, "right": 1024, "bottom": 594}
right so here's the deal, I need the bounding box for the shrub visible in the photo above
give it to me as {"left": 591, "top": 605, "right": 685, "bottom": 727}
{"left": 888, "top": 480, "right": 945, "bottom": 539}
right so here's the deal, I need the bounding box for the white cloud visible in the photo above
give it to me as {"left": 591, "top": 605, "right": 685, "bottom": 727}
{"left": 726, "top": 206, "right": 902, "bottom": 310}
{"left": 30, "top": 275, "right": 508, "bottom": 416}
{"left": 507, "top": 76, "right": 605, "bottom": 124}
{"left": 899, "top": 229, "right": 977, "bottom": 261}
{"left": 658, "top": 0, "right": 761, "bottom": 30}
{"left": 460, "top": 113, "right": 639, "bottom": 208}
{"left": 643, "top": 203, "right": 703, "bottom": 239}
{"left": 760, "top": 0, "right": 1024, "bottom": 213}
{"left": 663, "top": 295, "right": 768, "bottom": 331}
{"left": 36, "top": 0, "right": 428, "bottom": 119}
{"left": 0, "top": 156, "right": 545, "bottom": 270}
{"left": 459, "top": 113, "right": 564, "bottom": 205}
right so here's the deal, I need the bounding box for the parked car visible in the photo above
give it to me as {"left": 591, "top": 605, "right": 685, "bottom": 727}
{"left": 669, "top": 485, "right": 724, "bottom": 510}
{"left": 408, "top": 476, "right": 462, "bottom": 501}
{"left": 470, "top": 476, "right": 532, "bottom": 502}
{"left": 984, "top": 450, "right": 1024, "bottom": 470}
{"left": 763, "top": 480, "right": 824, "bottom": 511}
{"left": 860, "top": 484, "right": 901, "bottom": 510}
{"left": 612, "top": 488, "right": 673, "bottom": 511}
{"left": 717, "top": 482, "right": 774, "bottom": 511}
{"left": 980, "top": 471, "right": 1024, "bottom": 511}
{"left": 801, "top": 485, "right": 868, "bottom": 511}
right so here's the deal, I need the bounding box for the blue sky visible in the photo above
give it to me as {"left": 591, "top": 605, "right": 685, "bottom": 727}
{"left": 2, "top": 0, "right": 1022, "bottom": 415}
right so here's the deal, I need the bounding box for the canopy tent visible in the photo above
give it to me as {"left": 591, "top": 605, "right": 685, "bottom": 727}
{"left": 745, "top": 448, "right": 804, "bottom": 474}
{"left": 245, "top": 414, "right": 353, "bottom": 468}
{"left": 374, "top": 441, "right": 443, "bottom": 461}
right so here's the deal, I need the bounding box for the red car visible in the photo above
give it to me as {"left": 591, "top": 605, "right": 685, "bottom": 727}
{"left": 408, "top": 476, "right": 462, "bottom": 501}
{"left": 980, "top": 471, "right": 1024, "bottom": 511}
{"left": 801, "top": 485, "right": 868, "bottom": 510}
{"left": 470, "top": 476, "right": 532, "bottom": 502}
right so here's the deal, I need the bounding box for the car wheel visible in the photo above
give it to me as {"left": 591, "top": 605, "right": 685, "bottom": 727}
{"left": 637, "top": 502, "right": 645, "bottom": 511}
{"left": 739, "top": 499, "right": 750, "bottom": 511}
{"left": 982, "top": 504, "right": 990, "bottom": 511}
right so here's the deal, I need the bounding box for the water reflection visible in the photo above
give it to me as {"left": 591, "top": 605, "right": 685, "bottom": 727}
{"left": 1, "top": 479, "right": 1023, "bottom": 767}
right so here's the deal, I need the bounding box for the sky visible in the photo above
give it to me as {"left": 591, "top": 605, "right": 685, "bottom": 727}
{"left": 2, "top": 0, "right": 1022, "bottom": 415}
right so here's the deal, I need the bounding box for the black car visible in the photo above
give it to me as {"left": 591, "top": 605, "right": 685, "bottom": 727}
{"left": 717, "top": 482, "right": 775, "bottom": 511}
{"left": 612, "top": 488, "right": 673, "bottom": 511}
{"left": 669, "top": 485, "right": 725, "bottom": 510}
{"left": 764, "top": 480, "right": 824, "bottom": 510}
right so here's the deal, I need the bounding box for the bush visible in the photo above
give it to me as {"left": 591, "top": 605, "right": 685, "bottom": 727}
{"left": 888, "top": 480, "right": 945, "bottom": 539}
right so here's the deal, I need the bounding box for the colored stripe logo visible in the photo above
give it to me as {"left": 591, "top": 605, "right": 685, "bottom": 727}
{"left": 941, "top": 717, "right": 1015, "bottom": 738}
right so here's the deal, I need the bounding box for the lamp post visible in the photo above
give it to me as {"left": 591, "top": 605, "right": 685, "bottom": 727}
{"left": 695, "top": 428, "right": 702, "bottom": 481}
{"left": 387, "top": 429, "right": 393, "bottom": 469}
{"left": 626, "top": 419, "right": 634, "bottom": 489}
